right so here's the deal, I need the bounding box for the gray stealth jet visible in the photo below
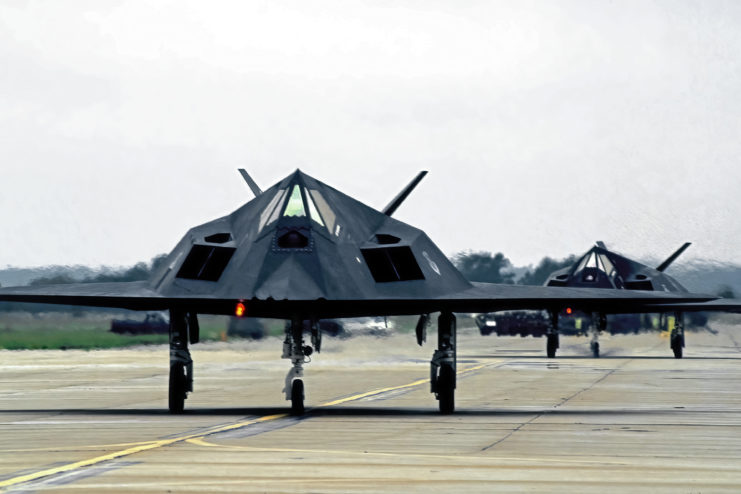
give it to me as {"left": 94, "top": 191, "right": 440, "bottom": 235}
{"left": 476, "top": 242, "right": 727, "bottom": 359}
{"left": 542, "top": 242, "right": 695, "bottom": 358}
{"left": 0, "top": 170, "right": 731, "bottom": 415}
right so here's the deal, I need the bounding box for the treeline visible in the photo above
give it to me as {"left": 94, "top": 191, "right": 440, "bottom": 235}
{"left": 28, "top": 255, "right": 168, "bottom": 286}
{"left": 452, "top": 250, "right": 577, "bottom": 286}
{"left": 0, "top": 255, "right": 168, "bottom": 313}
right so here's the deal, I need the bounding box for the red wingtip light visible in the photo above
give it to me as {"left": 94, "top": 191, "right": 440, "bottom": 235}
{"left": 566, "top": 307, "right": 572, "bottom": 315}
{"left": 235, "top": 302, "right": 246, "bottom": 317}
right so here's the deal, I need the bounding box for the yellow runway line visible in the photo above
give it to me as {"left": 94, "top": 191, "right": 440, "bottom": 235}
{"left": 317, "top": 362, "right": 488, "bottom": 407}
{"left": 0, "top": 363, "right": 490, "bottom": 490}
{"left": 0, "top": 415, "right": 286, "bottom": 490}
{"left": 0, "top": 440, "right": 164, "bottom": 454}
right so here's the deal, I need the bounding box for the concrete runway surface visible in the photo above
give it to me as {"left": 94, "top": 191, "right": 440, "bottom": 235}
{"left": 1, "top": 322, "right": 741, "bottom": 493}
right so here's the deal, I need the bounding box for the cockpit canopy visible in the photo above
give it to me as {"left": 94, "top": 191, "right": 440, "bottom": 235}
{"left": 258, "top": 184, "right": 341, "bottom": 238}
{"left": 573, "top": 250, "right": 619, "bottom": 286}
{"left": 545, "top": 243, "right": 689, "bottom": 293}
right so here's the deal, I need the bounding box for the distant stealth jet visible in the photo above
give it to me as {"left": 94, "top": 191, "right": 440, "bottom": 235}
{"left": 476, "top": 242, "right": 717, "bottom": 358}
{"left": 542, "top": 242, "right": 694, "bottom": 358}
{"left": 0, "top": 171, "right": 733, "bottom": 414}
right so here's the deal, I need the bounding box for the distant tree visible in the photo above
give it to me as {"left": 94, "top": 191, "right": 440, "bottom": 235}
{"left": 452, "top": 251, "right": 515, "bottom": 284}
{"left": 717, "top": 285, "right": 736, "bottom": 299}
{"left": 29, "top": 274, "right": 79, "bottom": 286}
{"left": 518, "top": 255, "right": 578, "bottom": 286}
{"left": 28, "top": 255, "right": 167, "bottom": 286}
{"left": 151, "top": 254, "right": 168, "bottom": 273}
{"left": 90, "top": 262, "right": 151, "bottom": 283}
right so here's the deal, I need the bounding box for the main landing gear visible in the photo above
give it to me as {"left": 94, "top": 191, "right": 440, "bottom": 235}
{"left": 283, "top": 318, "right": 319, "bottom": 415}
{"left": 430, "top": 312, "right": 457, "bottom": 414}
{"left": 168, "top": 310, "right": 199, "bottom": 414}
{"left": 670, "top": 311, "right": 685, "bottom": 359}
{"left": 546, "top": 311, "right": 559, "bottom": 358}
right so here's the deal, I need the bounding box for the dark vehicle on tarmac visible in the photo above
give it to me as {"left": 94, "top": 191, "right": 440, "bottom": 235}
{"left": 111, "top": 312, "right": 169, "bottom": 335}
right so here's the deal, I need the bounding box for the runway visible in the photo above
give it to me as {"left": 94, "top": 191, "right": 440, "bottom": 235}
{"left": 1, "top": 322, "right": 741, "bottom": 492}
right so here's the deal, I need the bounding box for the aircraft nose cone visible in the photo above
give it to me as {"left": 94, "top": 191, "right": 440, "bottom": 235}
{"left": 254, "top": 256, "right": 325, "bottom": 300}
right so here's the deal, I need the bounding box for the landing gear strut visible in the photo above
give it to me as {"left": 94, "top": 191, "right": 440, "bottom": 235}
{"left": 168, "top": 310, "right": 196, "bottom": 414}
{"left": 546, "top": 311, "right": 559, "bottom": 358}
{"left": 591, "top": 312, "right": 606, "bottom": 358}
{"left": 283, "top": 318, "right": 315, "bottom": 415}
{"left": 431, "top": 312, "right": 456, "bottom": 414}
{"left": 670, "top": 312, "right": 685, "bottom": 359}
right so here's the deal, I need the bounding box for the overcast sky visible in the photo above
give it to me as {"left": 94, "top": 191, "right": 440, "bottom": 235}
{"left": 2, "top": 0, "right": 741, "bottom": 270}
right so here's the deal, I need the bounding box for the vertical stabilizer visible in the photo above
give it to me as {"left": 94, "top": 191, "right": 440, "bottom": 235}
{"left": 656, "top": 242, "right": 691, "bottom": 272}
{"left": 382, "top": 171, "right": 428, "bottom": 217}
{"left": 238, "top": 169, "right": 263, "bottom": 197}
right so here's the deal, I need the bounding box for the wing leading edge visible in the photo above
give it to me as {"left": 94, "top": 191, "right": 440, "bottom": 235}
{"left": 0, "top": 280, "right": 723, "bottom": 319}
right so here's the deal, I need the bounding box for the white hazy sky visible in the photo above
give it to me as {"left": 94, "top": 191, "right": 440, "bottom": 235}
{"left": 2, "top": 0, "right": 741, "bottom": 269}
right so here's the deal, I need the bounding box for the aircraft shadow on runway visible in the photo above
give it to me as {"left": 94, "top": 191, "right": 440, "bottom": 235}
{"left": 469, "top": 354, "right": 741, "bottom": 360}
{"left": 0, "top": 406, "right": 707, "bottom": 418}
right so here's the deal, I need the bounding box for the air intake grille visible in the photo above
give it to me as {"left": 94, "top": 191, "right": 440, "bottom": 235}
{"left": 361, "top": 246, "right": 425, "bottom": 282}
{"left": 176, "top": 245, "right": 236, "bottom": 282}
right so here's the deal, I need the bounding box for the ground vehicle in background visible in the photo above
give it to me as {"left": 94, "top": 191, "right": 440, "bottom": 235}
{"left": 476, "top": 310, "right": 706, "bottom": 339}
{"left": 111, "top": 312, "right": 169, "bottom": 335}
{"left": 337, "top": 316, "right": 393, "bottom": 336}
{"left": 228, "top": 318, "right": 346, "bottom": 339}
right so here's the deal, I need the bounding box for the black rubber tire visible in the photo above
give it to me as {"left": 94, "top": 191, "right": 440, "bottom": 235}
{"left": 437, "top": 364, "right": 455, "bottom": 414}
{"left": 592, "top": 342, "right": 600, "bottom": 358}
{"left": 546, "top": 335, "right": 558, "bottom": 358}
{"left": 169, "top": 362, "right": 186, "bottom": 414}
{"left": 291, "top": 379, "right": 305, "bottom": 416}
{"left": 671, "top": 337, "right": 683, "bottom": 359}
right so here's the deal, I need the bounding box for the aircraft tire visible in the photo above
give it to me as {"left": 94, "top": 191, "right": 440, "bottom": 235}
{"left": 671, "top": 337, "right": 683, "bottom": 359}
{"left": 438, "top": 364, "right": 455, "bottom": 414}
{"left": 169, "top": 362, "right": 186, "bottom": 414}
{"left": 546, "top": 335, "right": 558, "bottom": 358}
{"left": 291, "top": 379, "right": 305, "bottom": 416}
{"left": 591, "top": 342, "right": 600, "bottom": 358}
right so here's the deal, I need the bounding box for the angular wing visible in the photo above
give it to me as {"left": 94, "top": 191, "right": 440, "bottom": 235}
{"left": 433, "top": 282, "right": 719, "bottom": 315}
{"left": 0, "top": 280, "right": 719, "bottom": 319}
{"left": 0, "top": 282, "right": 167, "bottom": 311}
{"left": 641, "top": 297, "right": 741, "bottom": 314}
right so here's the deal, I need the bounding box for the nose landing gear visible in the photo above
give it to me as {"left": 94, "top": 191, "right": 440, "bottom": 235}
{"left": 283, "top": 318, "right": 316, "bottom": 415}
{"left": 590, "top": 312, "right": 606, "bottom": 358}
{"left": 670, "top": 312, "right": 685, "bottom": 359}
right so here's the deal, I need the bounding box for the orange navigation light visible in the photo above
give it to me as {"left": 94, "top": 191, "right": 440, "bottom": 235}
{"left": 566, "top": 307, "right": 572, "bottom": 315}
{"left": 235, "top": 302, "right": 246, "bottom": 317}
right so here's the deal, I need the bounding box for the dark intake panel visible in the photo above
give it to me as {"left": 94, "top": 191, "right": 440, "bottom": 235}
{"left": 361, "top": 246, "right": 425, "bottom": 282}
{"left": 177, "top": 245, "right": 236, "bottom": 282}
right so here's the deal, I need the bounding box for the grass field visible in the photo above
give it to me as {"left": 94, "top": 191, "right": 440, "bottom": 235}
{"left": 0, "top": 312, "right": 473, "bottom": 351}
{"left": 0, "top": 312, "right": 228, "bottom": 350}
